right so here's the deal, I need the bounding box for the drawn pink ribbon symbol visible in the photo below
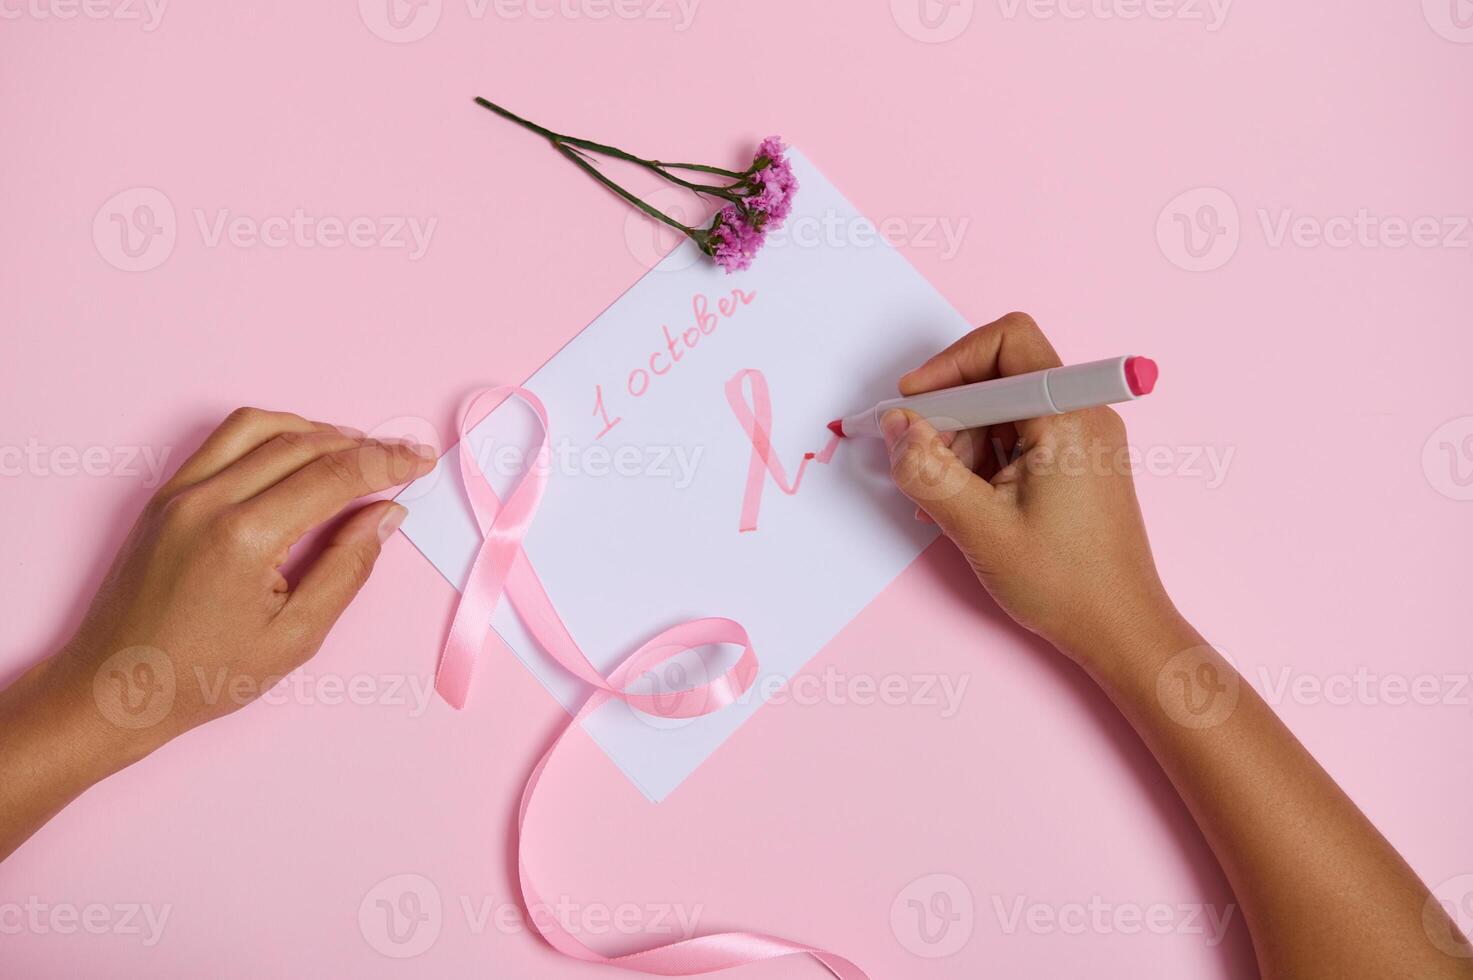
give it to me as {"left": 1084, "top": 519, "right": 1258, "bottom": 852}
{"left": 725, "top": 369, "right": 842, "bottom": 533}
{"left": 434, "top": 385, "right": 869, "bottom": 979}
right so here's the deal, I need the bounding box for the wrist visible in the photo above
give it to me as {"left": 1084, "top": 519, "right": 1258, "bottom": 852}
{"left": 30, "top": 647, "right": 172, "bottom": 783}
{"left": 0, "top": 651, "right": 170, "bottom": 861}
{"left": 1056, "top": 595, "right": 1202, "bottom": 685}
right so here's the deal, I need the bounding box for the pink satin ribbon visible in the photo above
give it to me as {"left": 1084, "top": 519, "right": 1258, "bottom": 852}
{"left": 434, "top": 386, "right": 869, "bottom": 979}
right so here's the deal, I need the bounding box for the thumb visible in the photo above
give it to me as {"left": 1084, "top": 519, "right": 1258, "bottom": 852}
{"left": 280, "top": 500, "right": 406, "bottom": 648}
{"left": 882, "top": 410, "right": 997, "bottom": 537}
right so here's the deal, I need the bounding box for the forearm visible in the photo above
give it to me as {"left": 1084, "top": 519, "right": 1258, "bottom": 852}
{"left": 0, "top": 654, "right": 145, "bottom": 861}
{"left": 1073, "top": 610, "right": 1471, "bottom": 979}
{"left": 0, "top": 413, "right": 428, "bottom": 866}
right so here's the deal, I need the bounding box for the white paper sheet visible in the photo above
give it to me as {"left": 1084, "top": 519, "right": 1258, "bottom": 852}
{"left": 399, "top": 150, "right": 970, "bottom": 801}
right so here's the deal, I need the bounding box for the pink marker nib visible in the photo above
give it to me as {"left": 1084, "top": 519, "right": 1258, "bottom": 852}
{"left": 827, "top": 419, "right": 845, "bottom": 437}
{"left": 1124, "top": 356, "right": 1159, "bottom": 396}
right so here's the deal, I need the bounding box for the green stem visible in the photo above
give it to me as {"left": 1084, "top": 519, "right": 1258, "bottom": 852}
{"left": 473, "top": 97, "right": 563, "bottom": 142}
{"left": 555, "top": 137, "right": 748, "bottom": 199}
{"left": 553, "top": 144, "right": 696, "bottom": 236}
{"left": 473, "top": 97, "right": 751, "bottom": 191}
{"left": 652, "top": 161, "right": 750, "bottom": 180}
{"left": 654, "top": 172, "right": 748, "bottom": 204}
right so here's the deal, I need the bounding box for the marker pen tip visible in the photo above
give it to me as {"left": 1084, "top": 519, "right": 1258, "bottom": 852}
{"left": 1124, "top": 356, "right": 1159, "bottom": 396}
{"left": 827, "top": 419, "right": 845, "bottom": 438}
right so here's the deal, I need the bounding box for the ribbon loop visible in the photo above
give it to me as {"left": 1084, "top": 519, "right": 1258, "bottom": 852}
{"left": 433, "top": 386, "right": 869, "bottom": 979}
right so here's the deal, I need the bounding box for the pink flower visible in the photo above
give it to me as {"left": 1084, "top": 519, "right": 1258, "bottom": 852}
{"left": 746, "top": 136, "right": 799, "bottom": 228}
{"left": 705, "top": 205, "right": 767, "bottom": 274}
{"left": 698, "top": 137, "right": 799, "bottom": 273}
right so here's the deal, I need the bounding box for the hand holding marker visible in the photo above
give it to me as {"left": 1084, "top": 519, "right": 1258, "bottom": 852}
{"left": 829, "top": 356, "right": 1159, "bottom": 439}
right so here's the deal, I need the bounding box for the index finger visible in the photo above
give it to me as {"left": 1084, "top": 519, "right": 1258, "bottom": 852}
{"left": 239, "top": 439, "right": 436, "bottom": 546}
{"left": 899, "top": 312, "right": 1064, "bottom": 396}
{"left": 157, "top": 407, "right": 341, "bottom": 496}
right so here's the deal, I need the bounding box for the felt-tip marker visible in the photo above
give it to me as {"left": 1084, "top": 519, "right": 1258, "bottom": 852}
{"left": 828, "top": 355, "right": 1158, "bottom": 439}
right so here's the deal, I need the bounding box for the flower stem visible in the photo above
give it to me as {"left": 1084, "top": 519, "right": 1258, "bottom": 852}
{"left": 553, "top": 137, "right": 746, "bottom": 196}
{"left": 472, "top": 97, "right": 751, "bottom": 191}
{"left": 553, "top": 143, "right": 696, "bottom": 236}
{"left": 473, "top": 97, "right": 563, "bottom": 142}
{"left": 652, "top": 161, "right": 750, "bottom": 180}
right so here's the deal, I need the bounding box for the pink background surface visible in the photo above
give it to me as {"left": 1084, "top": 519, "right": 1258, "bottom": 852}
{"left": 2, "top": 1, "right": 1471, "bottom": 976}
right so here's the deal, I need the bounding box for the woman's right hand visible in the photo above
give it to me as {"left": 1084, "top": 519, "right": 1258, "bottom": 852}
{"left": 882, "top": 312, "right": 1187, "bottom": 667}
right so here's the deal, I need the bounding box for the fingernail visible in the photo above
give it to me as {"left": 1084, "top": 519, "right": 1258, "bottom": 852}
{"left": 881, "top": 409, "right": 910, "bottom": 448}
{"left": 377, "top": 504, "right": 408, "bottom": 543}
{"left": 408, "top": 442, "right": 437, "bottom": 460}
{"left": 336, "top": 425, "right": 365, "bottom": 438}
